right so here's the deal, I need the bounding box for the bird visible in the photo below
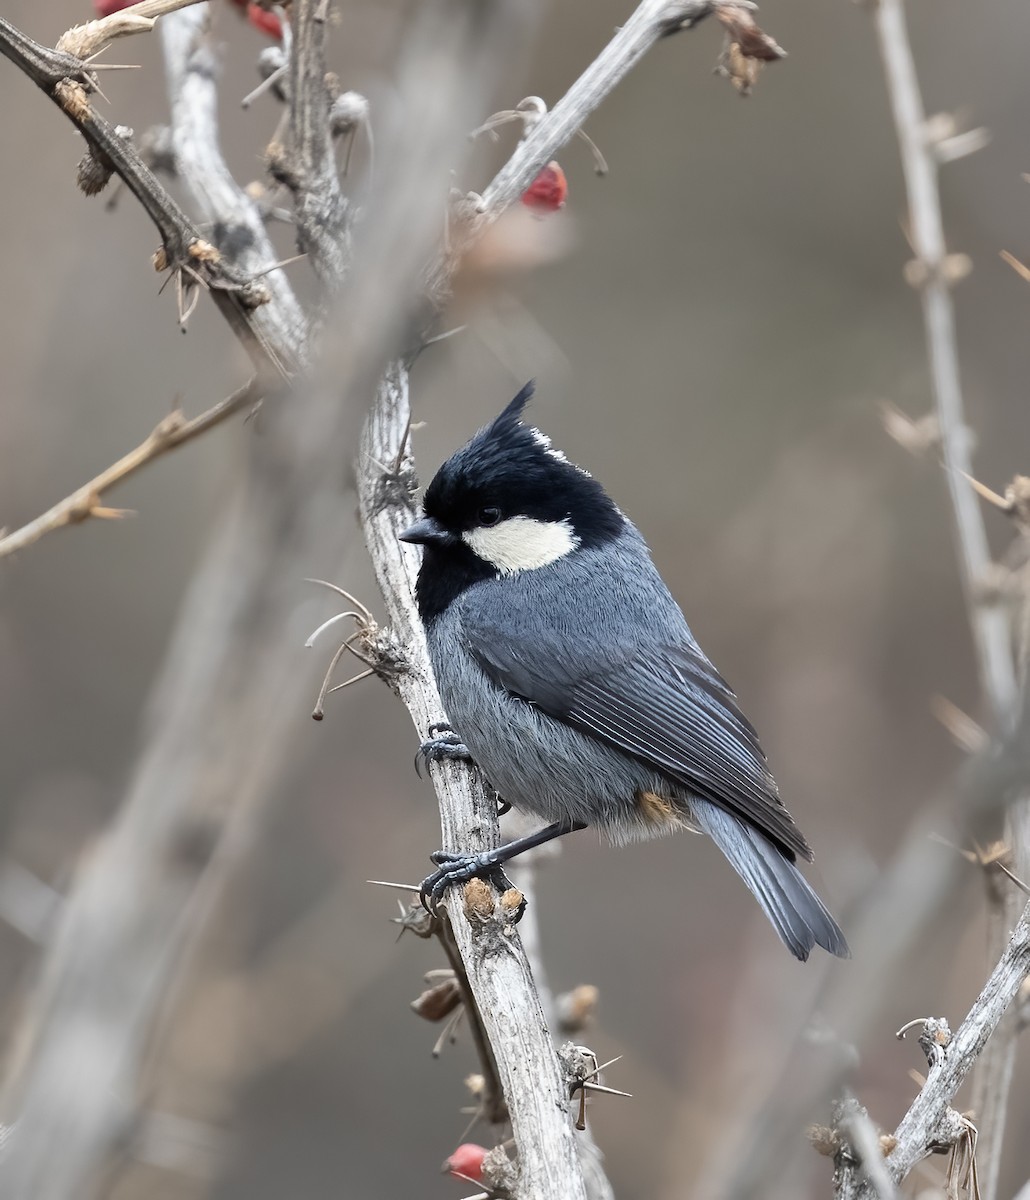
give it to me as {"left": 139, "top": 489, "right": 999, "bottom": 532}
{"left": 399, "top": 383, "right": 848, "bottom": 961}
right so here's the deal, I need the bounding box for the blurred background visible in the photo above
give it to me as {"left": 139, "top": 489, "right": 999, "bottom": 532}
{"left": 1, "top": 0, "right": 1030, "bottom": 1196}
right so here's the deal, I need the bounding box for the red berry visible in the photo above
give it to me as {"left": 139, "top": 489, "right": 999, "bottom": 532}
{"left": 246, "top": 2, "right": 284, "bottom": 38}
{"left": 225, "top": 0, "right": 285, "bottom": 39}
{"left": 94, "top": 0, "right": 136, "bottom": 13}
{"left": 442, "top": 1143, "right": 487, "bottom": 1183}
{"left": 520, "top": 161, "right": 567, "bottom": 212}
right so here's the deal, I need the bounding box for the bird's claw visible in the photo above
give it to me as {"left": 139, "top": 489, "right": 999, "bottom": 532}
{"left": 418, "top": 850, "right": 526, "bottom": 922}
{"left": 414, "top": 724, "right": 473, "bottom": 778}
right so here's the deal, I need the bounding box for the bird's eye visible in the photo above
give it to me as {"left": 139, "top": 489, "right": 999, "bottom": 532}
{"left": 478, "top": 506, "right": 502, "bottom": 526}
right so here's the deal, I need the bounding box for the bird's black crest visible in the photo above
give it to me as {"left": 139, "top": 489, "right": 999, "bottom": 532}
{"left": 412, "top": 385, "right": 624, "bottom": 622}
{"left": 422, "top": 384, "right": 623, "bottom": 544}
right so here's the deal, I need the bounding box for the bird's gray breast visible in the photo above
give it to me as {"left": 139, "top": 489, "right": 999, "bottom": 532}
{"left": 424, "top": 538, "right": 686, "bottom": 840}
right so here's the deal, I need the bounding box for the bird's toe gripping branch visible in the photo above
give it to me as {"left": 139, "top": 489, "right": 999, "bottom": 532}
{"left": 419, "top": 849, "right": 525, "bottom": 922}
{"left": 415, "top": 723, "right": 473, "bottom": 777}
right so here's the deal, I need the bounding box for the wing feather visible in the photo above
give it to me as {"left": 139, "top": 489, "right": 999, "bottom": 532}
{"left": 468, "top": 625, "right": 812, "bottom": 862}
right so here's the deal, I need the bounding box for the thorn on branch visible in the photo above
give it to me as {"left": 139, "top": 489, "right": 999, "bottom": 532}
{"left": 242, "top": 45, "right": 288, "bottom": 108}
{"left": 965, "top": 472, "right": 1030, "bottom": 534}
{"left": 560, "top": 1043, "right": 631, "bottom": 1132}
{"left": 921, "top": 112, "right": 991, "bottom": 165}
{"left": 305, "top": 579, "right": 403, "bottom": 718}
{"left": 880, "top": 400, "right": 940, "bottom": 456}
{"left": 903, "top": 252, "right": 972, "bottom": 289}
{"left": 896, "top": 1015, "right": 952, "bottom": 1069}
{"left": 929, "top": 695, "right": 987, "bottom": 754}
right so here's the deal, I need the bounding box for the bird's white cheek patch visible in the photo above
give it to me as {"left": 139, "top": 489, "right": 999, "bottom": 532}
{"left": 464, "top": 516, "right": 579, "bottom": 574}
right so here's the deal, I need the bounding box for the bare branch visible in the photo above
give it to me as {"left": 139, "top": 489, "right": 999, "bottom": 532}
{"left": 0, "top": 380, "right": 261, "bottom": 560}
{"left": 360, "top": 366, "right": 591, "bottom": 1200}
{"left": 860, "top": 899, "right": 1030, "bottom": 1193}
{"left": 478, "top": 0, "right": 720, "bottom": 216}
{"left": 871, "top": 5, "right": 1027, "bottom": 1195}
{"left": 160, "top": 7, "right": 309, "bottom": 359}
{"left": 872, "top": 0, "right": 1018, "bottom": 727}
{"left": 692, "top": 729, "right": 1030, "bottom": 1200}
{"left": 56, "top": 0, "right": 207, "bottom": 60}
{"left": 0, "top": 15, "right": 294, "bottom": 379}
{"left": 284, "top": 0, "right": 350, "bottom": 284}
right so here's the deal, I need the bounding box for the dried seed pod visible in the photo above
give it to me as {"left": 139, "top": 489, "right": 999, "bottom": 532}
{"left": 410, "top": 977, "right": 462, "bottom": 1023}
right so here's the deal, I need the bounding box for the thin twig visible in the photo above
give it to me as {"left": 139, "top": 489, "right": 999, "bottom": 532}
{"left": 56, "top": 0, "right": 207, "bottom": 60}
{"left": 872, "top": 0, "right": 1018, "bottom": 727}
{"left": 476, "top": 0, "right": 718, "bottom": 217}
{"left": 0, "top": 380, "right": 261, "bottom": 560}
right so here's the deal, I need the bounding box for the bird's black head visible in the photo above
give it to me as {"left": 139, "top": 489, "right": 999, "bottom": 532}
{"left": 401, "top": 383, "right": 624, "bottom": 622}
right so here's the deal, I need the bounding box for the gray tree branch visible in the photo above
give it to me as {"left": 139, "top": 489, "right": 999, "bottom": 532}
{"left": 284, "top": 0, "right": 350, "bottom": 285}
{"left": 873, "top": 0, "right": 1017, "bottom": 727}
{"left": 161, "top": 6, "right": 309, "bottom": 356}
{"left": 852, "top": 899, "right": 1030, "bottom": 1196}
{"left": 871, "top": 3, "right": 1028, "bottom": 1195}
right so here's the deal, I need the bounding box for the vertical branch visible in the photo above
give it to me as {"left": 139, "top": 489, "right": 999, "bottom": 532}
{"left": 359, "top": 365, "right": 592, "bottom": 1200}
{"left": 872, "top": 4, "right": 1026, "bottom": 1196}
{"left": 161, "top": 5, "right": 309, "bottom": 355}
{"left": 872, "top": 0, "right": 1018, "bottom": 726}
{"left": 286, "top": 0, "right": 350, "bottom": 284}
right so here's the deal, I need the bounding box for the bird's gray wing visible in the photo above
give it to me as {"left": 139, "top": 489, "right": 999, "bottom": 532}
{"left": 464, "top": 603, "right": 812, "bottom": 862}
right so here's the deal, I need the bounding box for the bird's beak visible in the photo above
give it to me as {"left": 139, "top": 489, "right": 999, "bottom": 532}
{"left": 399, "top": 516, "right": 456, "bottom": 547}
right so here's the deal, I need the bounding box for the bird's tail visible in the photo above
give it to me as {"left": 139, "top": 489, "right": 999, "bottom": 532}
{"left": 691, "top": 798, "right": 850, "bottom": 961}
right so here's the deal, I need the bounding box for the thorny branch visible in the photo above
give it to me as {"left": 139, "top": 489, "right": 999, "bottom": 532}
{"left": 690, "top": 727, "right": 1030, "bottom": 1200}
{"left": 0, "top": 380, "right": 262, "bottom": 559}
{"left": 872, "top": 0, "right": 1018, "bottom": 728}
{"left": 56, "top": 0, "right": 208, "bottom": 61}
{"left": 872, "top": 2, "right": 1028, "bottom": 1196}
{"left": 360, "top": 367, "right": 592, "bottom": 1199}
{"left": 0, "top": 15, "right": 295, "bottom": 378}
{"left": 849, "top": 900, "right": 1030, "bottom": 1197}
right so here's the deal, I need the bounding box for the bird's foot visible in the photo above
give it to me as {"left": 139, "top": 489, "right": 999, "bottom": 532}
{"left": 415, "top": 723, "right": 472, "bottom": 777}
{"left": 419, "top": 849, "right": 527, "bottom": 922}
